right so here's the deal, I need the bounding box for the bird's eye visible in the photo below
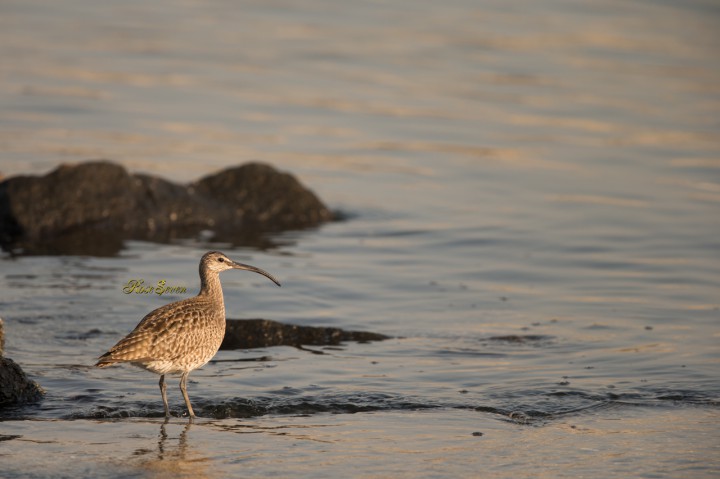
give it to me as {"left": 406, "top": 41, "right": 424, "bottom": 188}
{"left": 218, "top": 257, "right": 225, "bottom": 263}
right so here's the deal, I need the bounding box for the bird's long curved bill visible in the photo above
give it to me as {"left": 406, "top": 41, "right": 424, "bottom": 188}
{"left": 230, "top": 261, "right": 281, "bottom": 286}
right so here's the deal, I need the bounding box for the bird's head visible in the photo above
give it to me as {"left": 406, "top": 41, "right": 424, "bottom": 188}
{"left": 201, "top": 251, "right": 281, "bottom": 286}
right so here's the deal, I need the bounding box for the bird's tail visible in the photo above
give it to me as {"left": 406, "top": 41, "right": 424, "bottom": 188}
{"left": 95, "top": 352, "right": 120, "bottom": 368}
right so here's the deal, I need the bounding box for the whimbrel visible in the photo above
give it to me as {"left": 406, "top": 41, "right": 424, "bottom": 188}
{"left": 96, "top": 251, "right": 280, "bottom": 417}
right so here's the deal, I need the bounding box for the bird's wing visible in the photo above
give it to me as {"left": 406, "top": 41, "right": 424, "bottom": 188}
{"left": 98, "top": 298, "right": 218, "bottom": 363}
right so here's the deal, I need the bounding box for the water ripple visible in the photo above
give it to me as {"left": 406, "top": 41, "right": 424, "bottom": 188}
{"left": 50, "top": 388, "right": 720, "bottom": 424}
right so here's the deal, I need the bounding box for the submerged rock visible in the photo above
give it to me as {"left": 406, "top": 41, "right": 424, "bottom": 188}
{"left": 221, "top": 318, "right": 390, "bottom": 350}
{"left": 0, "top": 161, "right": 335, "bottom": 256}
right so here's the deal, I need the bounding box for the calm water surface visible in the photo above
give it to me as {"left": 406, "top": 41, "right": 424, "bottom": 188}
{"left": 1, "top": 0, "right": 719, "bottom": 477}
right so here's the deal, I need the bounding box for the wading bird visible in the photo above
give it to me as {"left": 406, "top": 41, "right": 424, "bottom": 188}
{"left": 96, "top": 251, "right": 280, "bottom": 417}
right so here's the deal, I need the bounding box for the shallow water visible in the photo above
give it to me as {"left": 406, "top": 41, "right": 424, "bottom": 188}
{"left": 1, "top": 0, "right": 719, "bottom": 477}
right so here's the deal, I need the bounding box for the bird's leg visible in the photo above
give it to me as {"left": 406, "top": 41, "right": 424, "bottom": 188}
{"left": 159, "top": 374, "right": 170, "bottom": 417}
{"left": 179, "top": 372, "right": 196, "bottom": 418}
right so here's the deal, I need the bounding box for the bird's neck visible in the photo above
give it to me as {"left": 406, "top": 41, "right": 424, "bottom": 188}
{"left": 199, "top": 270, "right": 225, "bottom": 307}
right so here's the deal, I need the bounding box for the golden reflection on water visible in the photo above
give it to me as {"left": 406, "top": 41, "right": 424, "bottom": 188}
{"left": 137, "top": 421, "right": 214, "bottom": 479}
{"left": 547, "top": 194, "right": 648, "bottom": 208}
{"left": 670, "top": 158, "right": 720, "bottom": 169}
{"left": 0, "top": 0, "right": 717, "bottom": 186}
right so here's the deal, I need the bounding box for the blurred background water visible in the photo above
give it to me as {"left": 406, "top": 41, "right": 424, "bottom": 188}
{"left": 0, "top": 0, "right": 719, "bottom": 477}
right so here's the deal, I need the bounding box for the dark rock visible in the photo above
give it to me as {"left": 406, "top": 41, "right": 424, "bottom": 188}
{"left": 221, "top": 318, "right": 390, "bottom": 350}
{"left": 193, "top": 163, "right": 332, "bottom": 231}
{"left": 0, "top": 161, "right": 335, "bottom": 256}
{"left": 0, "top": 357, "right": 44, "bottom": 408}
{"left": 1, "top": 318, "right": 44, "bottom": 409}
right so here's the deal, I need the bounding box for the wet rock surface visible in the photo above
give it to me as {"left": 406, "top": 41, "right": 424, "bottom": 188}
{"left": 0, "top": 357, "right": 44, "bottom": 408}
{"left": 0, "top": 319, "right": 44, "bottom": 409}
{"left": 0, "top": 161, "right": 335, "bottom": 256}
{"left": 221, "top": 318, "right": 390, "bottom": 350}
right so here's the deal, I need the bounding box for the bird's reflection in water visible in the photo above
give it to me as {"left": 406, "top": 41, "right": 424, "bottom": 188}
{"left": 135, "top": 419, "right": 214, "bottom": 478}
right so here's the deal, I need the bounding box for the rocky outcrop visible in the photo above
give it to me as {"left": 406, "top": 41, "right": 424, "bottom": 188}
{"left": 0, "top": 357, "right": 44, "bottom": 408}
{"left": 0, "top": 161, "right": 335, "bottom": 256}
{"left": 221, "top": 318, "right": 389, "bottom": 350}
{"left": 0, "top": 319, "right": 44, "bottom": 409}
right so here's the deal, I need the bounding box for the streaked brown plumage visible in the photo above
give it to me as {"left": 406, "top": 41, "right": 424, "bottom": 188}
{"left": 96, "top": 251, "right": 280, "bottom": 418}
